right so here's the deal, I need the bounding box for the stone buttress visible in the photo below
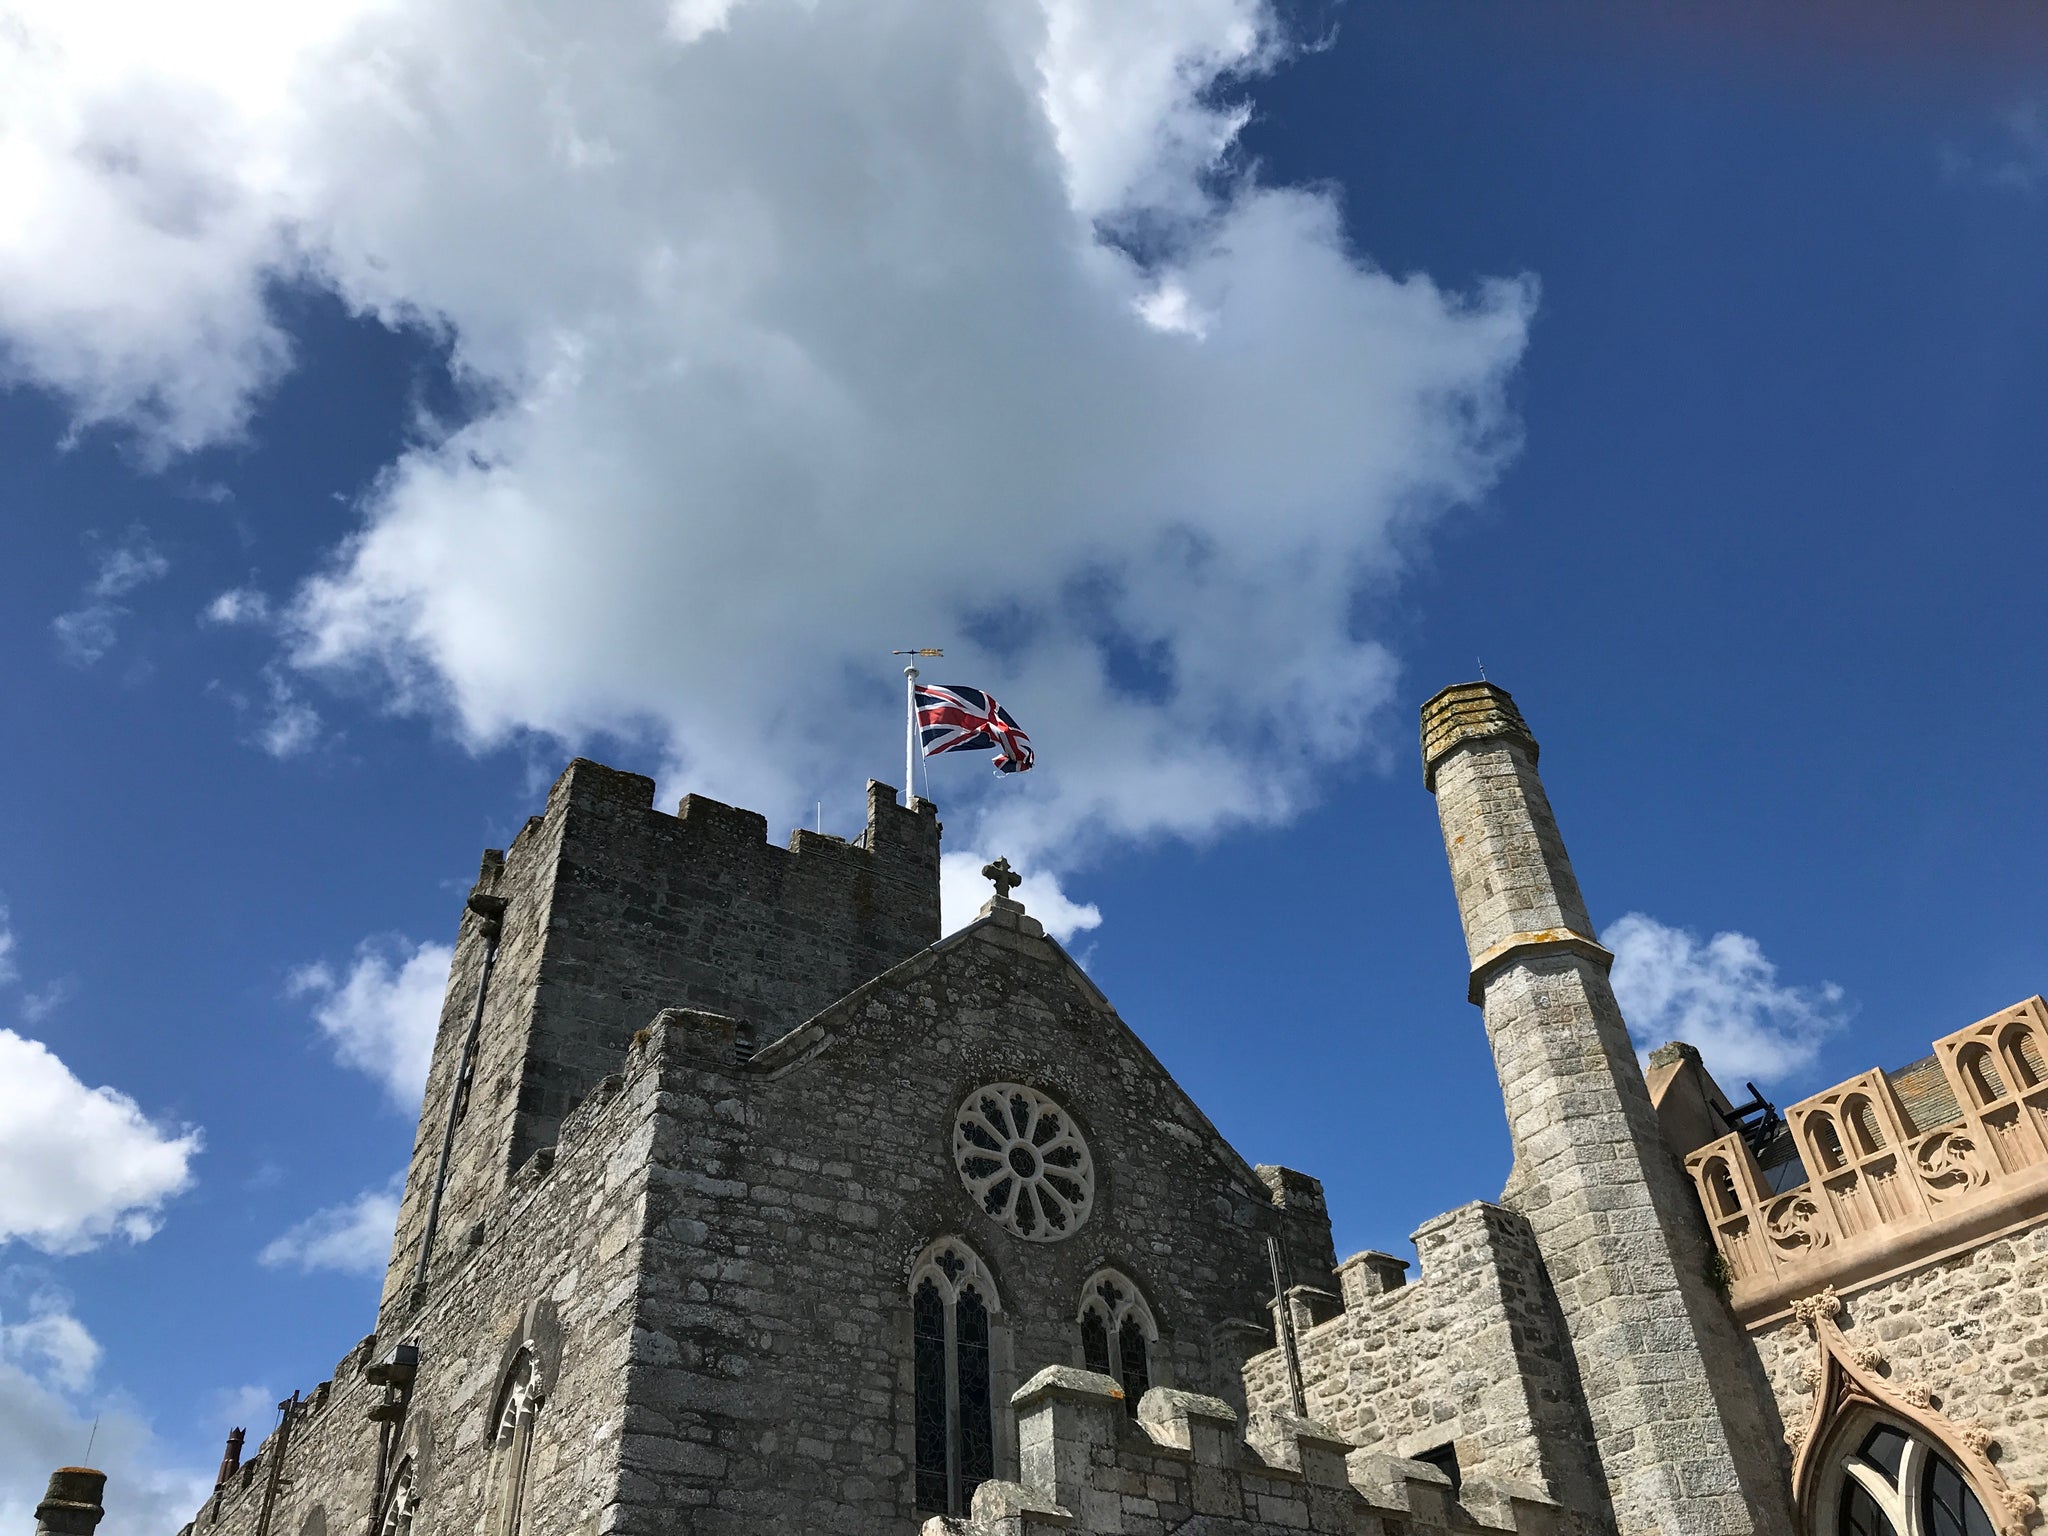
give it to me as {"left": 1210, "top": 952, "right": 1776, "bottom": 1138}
{"left": 1421, "top": 683, "right": 1790, "bottom": 1535}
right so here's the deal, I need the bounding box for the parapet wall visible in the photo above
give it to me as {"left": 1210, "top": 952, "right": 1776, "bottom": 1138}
{"left": 1684, "top": 996, "right": 2048, "bottom": 1325}
{"left": 1241, "top": 1203, "right": 1604, "bottom": 1524}
{"left": 924, "top": 1366, "right": 1579, "bottom": 1536}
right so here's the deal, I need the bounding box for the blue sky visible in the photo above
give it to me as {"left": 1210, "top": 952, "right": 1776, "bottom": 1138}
{"left": 2, "top": 1, "right": 2046, "bottom": 1524}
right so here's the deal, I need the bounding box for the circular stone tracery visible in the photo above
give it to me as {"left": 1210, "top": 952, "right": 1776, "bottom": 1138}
{"left": 953, "top": 1084, "right": 1094, "bottom": 1242}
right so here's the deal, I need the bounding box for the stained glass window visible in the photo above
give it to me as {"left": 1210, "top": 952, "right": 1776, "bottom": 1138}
{"left": 957, "top": 1289, "right": 995, "bottom": 1499}
{"left": 910, "top": 1240, "right": 1002, "bottom": 1517}
{"left": 912, "top": 1279, "right": 949, "bottom": 1513}
{"left": 1921, "top": 1453, "right": 1996, "bottom": 1536}
{"left": 1118, "top": 1311, "right": 1151, "bottom": 1407}
{"left": 1830, "top": 1421, "right": 1995, "bottom": 1536}
{"left": 1077, "top": 1270, "right": 1156, "bottom": 1418}
{"left": 1080, "top": 1309, "right": 1111, "bottom": 1375}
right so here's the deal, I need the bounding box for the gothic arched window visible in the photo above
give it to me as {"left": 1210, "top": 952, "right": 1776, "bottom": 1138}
{"left": 378, "top": 1460, "right": 417, "bottom": 1536}
{"left": 1824, "top": 1421, "right": 1997, "bottom": 1536}
{"left": 485, "top": 1347, "right": 544, "bottom": 1536}
{"left": 1077, "top": 1270, "right": 1158, "bottom": 1416}
{"left": 910, "top": 1239, "right": 1000, "bottom": 1516}
{"left": 1959, "top": 1045, "right": 2007, "bottom": 1107}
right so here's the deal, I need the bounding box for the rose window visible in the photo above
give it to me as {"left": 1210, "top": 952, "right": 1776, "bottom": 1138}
{"left": 953, "top": 1084, "right": 1094, "bottom": 1241}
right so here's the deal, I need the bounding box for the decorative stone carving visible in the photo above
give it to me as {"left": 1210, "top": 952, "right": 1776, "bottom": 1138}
{"left": 1788, "top": 1290, "right": 2034, "bottom": 1536}
{"left": 1916, "top": 1128, "right": 1992, "bottom": 1202}
{"left": 1789, "top": 1287, "right": 1842, "bottom": 1327}
{"left": 953, "top": 1084, "right": 1094, "bottom": 1242}
{"left": 1768, "top": 1194, "right": 1832, "bottom": 1253}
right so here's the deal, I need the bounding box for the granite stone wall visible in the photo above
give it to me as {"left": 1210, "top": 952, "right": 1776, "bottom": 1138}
{"left": 923, "top": 1367, "right": 1575, "bottom": 1536}
{"left": 1241, "top": 1202, "right": 1604, "bottom": 1523}
{"left": 612, "top": 900, "right": 1332, "bottom": 1535}
{"left": 183, "top": 1024, "right": 657, "bottom": 1536}
{"left": 382, "top": 760, "right": 940, "bottom": 1324}
{"left": 1752, "top": 1221, "right": 2048, "bottom": 1510}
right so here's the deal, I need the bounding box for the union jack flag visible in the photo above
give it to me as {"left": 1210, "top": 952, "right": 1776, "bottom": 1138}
{"left": 915, "top": 684, "right": 1034, "bottom": 774}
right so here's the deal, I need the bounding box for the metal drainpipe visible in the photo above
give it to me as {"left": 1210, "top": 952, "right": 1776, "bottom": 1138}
{"left": 410, "top": 892, "right": 507, "bottom": 1304}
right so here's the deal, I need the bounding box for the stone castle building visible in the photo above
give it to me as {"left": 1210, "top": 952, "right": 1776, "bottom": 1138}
{"left": 36, "top": 682, "right": 2045, "bottom": 1536}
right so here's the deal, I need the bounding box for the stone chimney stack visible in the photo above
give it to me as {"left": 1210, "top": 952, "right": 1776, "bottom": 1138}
{"left": 33, "top": 1469, "right": 105, "bottom": 1536}
{"left": 1422, "top": 682, "right": 1788, "bottom": 1536}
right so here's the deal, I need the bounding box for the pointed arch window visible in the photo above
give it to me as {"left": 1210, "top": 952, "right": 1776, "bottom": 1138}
{"left": 485, "top": 1347, "right": 544, "bottom": 1536}
{"left": 378, "top": 1460, "right": 417, "bottom": 1536}
{"left": 910, "top": 1239, "right": 999, "bottom": 1516}
{"left": 1824, "top": 1421, "right": 1997, "bottom": 1536}
{"left": 1077, "top": 1270, "right": 1158, "bottom": 1416}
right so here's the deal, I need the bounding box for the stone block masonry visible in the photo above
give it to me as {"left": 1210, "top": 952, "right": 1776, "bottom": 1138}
{"left": 925, "top": 1366, "right": 1574, "bottom": 1535}
{"left": 1422, "top": 683, "right": 1791, "bottom": 1535}
{"left": 1241, "top": 1202, "right": 1604, "bottom": 1521}
{"left": 180, "top": 1000, "right": 665, "bottom": 1536}
{"left": 381, "top": 759, "right": 939, "bottom": 1324}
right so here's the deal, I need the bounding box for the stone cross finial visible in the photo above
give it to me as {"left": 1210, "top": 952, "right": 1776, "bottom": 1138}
{"left": 981, "top": 857, "right": 1022, "bottom": 900}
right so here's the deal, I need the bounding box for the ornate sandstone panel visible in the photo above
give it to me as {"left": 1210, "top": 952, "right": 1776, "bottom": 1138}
{"left": 1688, "top": 997, "right": 2048, "bottom": 1325}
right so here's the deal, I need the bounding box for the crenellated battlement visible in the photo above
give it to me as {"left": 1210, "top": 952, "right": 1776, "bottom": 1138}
{"left": 380, "top": 756, "right": 941, "bottom": 1323}
{"left": 1241, "top": 1202, "right": 1604, "bottom": 1525}
{"left": 1675, "top": 995, "right": 2048, "bottom": 1324}
{"left": 923, "top": 1367, "right": 1572, "bottom": 1535}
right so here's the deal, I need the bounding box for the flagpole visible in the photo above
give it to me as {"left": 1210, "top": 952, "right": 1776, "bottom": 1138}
{"left": 892, "top": 648, "right": 942, "bottom": 808}
{"left": 904, "top": 663, "right": 919, "bottom": 806}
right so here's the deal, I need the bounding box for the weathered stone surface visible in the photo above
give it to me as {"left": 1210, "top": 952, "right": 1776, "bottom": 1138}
{"left": 100, "top": 686, "right": 2039, "bottom": 1536}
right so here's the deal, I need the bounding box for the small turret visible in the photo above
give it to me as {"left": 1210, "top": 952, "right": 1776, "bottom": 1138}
{"left": 1423, "top": 681, "right": 1790, "bottom": 1536}
{"left": 33, "top": 1469, "right": 105, "bottom": 1536}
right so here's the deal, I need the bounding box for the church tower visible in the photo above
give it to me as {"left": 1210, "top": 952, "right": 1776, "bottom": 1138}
{"left": 1422, "top": 682, "right": 1790, "bottom": 1535}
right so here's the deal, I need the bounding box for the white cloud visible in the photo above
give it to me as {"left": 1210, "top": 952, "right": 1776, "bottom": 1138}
{"left": 257, "top": 1176, "right": 401, "bottom": 1275}
{"left": 19, "top": 979, "right": 77, "bottom": 1025}
{"left": 0, "top": 1288, "right": 212, "bottom": 1536}
{"left": 253, "top": 666, "right": 322, "bottom": 758}
{"left": 1604, "top": 912, "right": 1851, "bottom": 1089}
{"left": 0, "top": 1029, "right": 201, "bottom": 1254}
{"left": 3, "top": 0, "right": 1534, "bottom": 912}
{"left": 0, "top": 908, "right": 16, "bottom": 988}
{"left": 290, "top": 938, "right": 450, "bottom": 1109}
{"left": 51, "top": 530, "right": 169, "bottom": 667}
{"left": 202, "top": 587, "right": 273, "bottom": 627}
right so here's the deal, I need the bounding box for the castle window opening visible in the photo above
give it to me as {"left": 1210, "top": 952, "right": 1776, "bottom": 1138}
{"left": 1413, "top": 1442, "right": 1462, "bottom": 1499}
{"left": 1077, "top": 1270, "right": 1157, "bottom": 1416}
{"left": 485, "top": 1347, "right": 544, "bottom": 1536}
{"left": 378, "top": 1460, "right": 417, "bottom": 1536}
{"left": 910, "top": 1239, "right": 1000, "bottom": 1516}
